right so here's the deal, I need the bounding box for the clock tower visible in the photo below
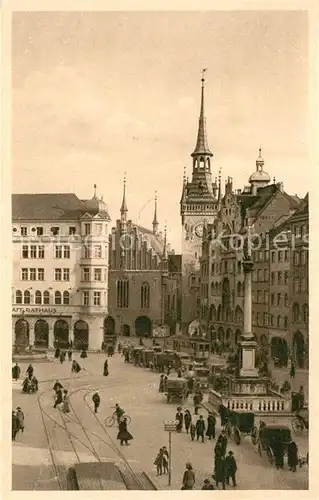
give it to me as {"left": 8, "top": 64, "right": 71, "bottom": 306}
{"left": 180, "top": 72, "right": 219, "bottom": 332}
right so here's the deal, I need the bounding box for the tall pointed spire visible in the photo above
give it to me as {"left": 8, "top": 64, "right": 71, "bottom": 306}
{"left": 120, "top": 173, "right": 128, "bottom": 216}
{"left": 152, "top": 191, "right": 159, "bottom": 235}
{"left": 191, "top": 69, "right": 213, "bottom": 158}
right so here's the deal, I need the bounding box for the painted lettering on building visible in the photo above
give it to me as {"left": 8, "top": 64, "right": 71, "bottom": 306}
{"left": 12, "top": 307, "right": 58, "bottom": 315}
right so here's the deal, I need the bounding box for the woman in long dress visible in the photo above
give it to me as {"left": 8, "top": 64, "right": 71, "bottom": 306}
{"left": 103, "top": 359, "right": 109, "bottom": 376}
{"left": 117, "top": 417, "right": 133, "bottom": 445}
{"left": 62, "top": 390, "right": 70, "bottom": 413}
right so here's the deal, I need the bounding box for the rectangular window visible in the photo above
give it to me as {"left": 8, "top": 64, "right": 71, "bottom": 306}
{"left": 264, "top": 269, "right": 269, "bottom": 282}
{"left": 94, "top": 224, "right": 103, "bottom": 236}
{"left": 36, "top": 227, "right": 44, "bottom": 236}
{"left": 264, "top": 291, "right": 269, "bottom": 304}
{"left": 55, "top": 245, "right": 62, "bottom": 258}
{"left": 63, "top": 245, "right": 70, "bottom": 259}
{"left": 30, "top": 268, "right": 36, "bottom": 281}
{"left": 263, "top": 313, "right": 269, "bottom": 326}
{"left": 84, "top": 223, "right": 90, "bottom": 235}
{"left": 278, "top": 251, "right": 283, "bottom": 262}
{"left": 54, "top": 268, "right": 62, "bottom": 281}
{"left": 22, "top": 245, "right": 29, "bottom": 258}
{"left": 21, "top": 227, "right": 27, "bottom": 236}
{"left": 271, "top": 251, "right": 275, "bottom": 263}
{"left": 284, "top": 250, "right": 289, "bottom": 261}
{"left": 294, "top": 252, "right": 300, "bottom": 265}
{"left": 257, "top": 312, "right": 262, "bottom": 326}
{"left": 257, "top": 269, "right": 263, "bottom": 282}
{"left": 21, "top": 268, "right": 28, "bottom": 281}
{"left": 271, "top": 273, "right": 275, "bottom": 285}
{"left": 94, "top": 268, "right": 102, "bottom": 281}
{"left": 271, "top": 293, "right": 275, "bottom": 306}
{"left": 38, "top": 268, "right": 44, "bottom": 281}
{"left": 284, "top": 317, "right": 288, "bottom": 329}
{"left": 270, "top": 315, "right": 274, "bottom": 327}
{"left": 63, "top": 268, "right": 70, "bottom": 281}
{"left": 83, "top": 291, "right": 89, "bottom": 306}
{"left": 277, "top": 293, "right": 281, "bottom": 306}
{"left": 51, "top": 227, "right": 59, "bottom": 236}
{"left": 30, "top": 245, "right": 37, "bottom": 259}
{"left": 252, "top": 290, "right": 256, "bottom": 303}
{"left": 277, "top": 272, "right": 282, "bottom": 285}
{"left": 93, "top": 291, "right": 101, "bottom": 306}
{"left": 83, "top": 268, "right": 90, "bottom": 281}
{"left": 257, "top": 290, "right": 263, "bottom": 304}
{"left": 84, "top": 246, "right": 91, "bottom": 259}
{"left": 284, "top": 271, "right": 289, "bottom": 284}
{"left": 265, "top": 251, "right": 269, "bottom": 262}
{"left": 284, "top": 294, "right": 289, "bottom": 307}
{"left": 69, "top": 226, "right": 76, "bottom": 235}
{"left": 38, "top": 246, "right": 45, "bottom": 259}
{"left": 116, "top": 279, "right": 129, "bottom": 308}
{"left": 94, "top": 245, "right": 102, "bottom": 258}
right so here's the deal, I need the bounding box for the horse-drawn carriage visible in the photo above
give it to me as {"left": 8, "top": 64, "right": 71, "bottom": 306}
{"left": 254, "top": 423, "right": 292, "bottom": 465}
{"left": 153, "top": 350, "right": 175, "bottom": 372}
{"left": 22, "top": 376, "right": 38, "bottom": 394}
{"left": 224, "top": 410, "right": 258, "bottom": 445}
{"left": 165, "top": 377, "right": 188, "bottom": 404}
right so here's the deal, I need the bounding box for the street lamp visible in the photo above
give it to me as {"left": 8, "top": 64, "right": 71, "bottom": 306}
{"left": 163, "top": 420, "right": 178, "bottom": 487}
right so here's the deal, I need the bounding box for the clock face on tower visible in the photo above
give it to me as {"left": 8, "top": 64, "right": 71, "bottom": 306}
{"left": 195, "top": 223, "right": 204, "bottom": 238}
{"left": 184, "top": 217, "right": 205, "bottom": 245}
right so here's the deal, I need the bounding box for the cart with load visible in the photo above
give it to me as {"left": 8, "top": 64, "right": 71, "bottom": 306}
{"left": 142, "top": 349, "right": 155, "bottom": 368}
{"left": 193, "top": 365, "right": 210, "bottom": 390}
{"left": 254, "top": 423, "right": 292, "bottom": 465}
{"left": 154, "top": 351, "right": 175, "bottom": 372}
{"left": 165, "top": 377, "right": 188, "bottom": 404}
{"left": 224, "top": 410, "right": 258, "bottom": 445}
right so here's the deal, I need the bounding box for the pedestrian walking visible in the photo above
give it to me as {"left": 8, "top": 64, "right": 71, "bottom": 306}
{"left": 12, "top": 411, "right": 19, "bottom": 441}
{"left": 290, "top": 363, "right": 296, "bottom": 378}
{"left": 103, "top": 359, "right": 109, "bottom": 376}
{"left": 201, "top": 478, "right": 215, "bottom": 490}
{"left": 190, "top": 423, "right": 196, "bottom": 441}
{"left": 62, "top": 390, "right": 70, "bottom": 413}
{"left": 12, "top": 362, "right": 21, "bottom": 381}
{"left": 162, "top": 446, "right": 169, "bottom": 474}
{"left": 26, "top": 364, "right": 34, "bottom": 378}
{"left": 214, "top": 457, "right": 226, "bottom": 489}
{"left": 67, "top": 349, "right": 72, "bottom": 361}
{"left": 219, "top": 404, "right": 228, "bottom": 428}
{"left": 225, "top": 451, "right": 237, "bottom": 486}
{"left": 53, "top": 380, "right": 63, "bottom": 402}
{"left": 159, "top": 374, "right": 165, "bottom": 393}
{"left": 206, "top": 412, "right": 216, "bottom": 440}
{"left": 92, "top": 392, "right": 100, "bottom": 413}
{"left": 175, "top": 407, "right": 183, "bottom": 432}
{"left": 80, "top": 349, "right": 87, "bottom": 359}
{"left": 195, "top": 415, "right": 206, "bottom": 442}
{"left": 287, "top": 439, "right": 299, "bottom": 472}
{"left": 184, "top": 410, "right": 192, "bottom": 434}
{"left": 54, "top": 387, "right": 63, "bottom": 408}
{"left": 193, "top": 392, "right": 201, "bottom": 415}
{"left": 117, "top": 417, "right": 133, "bottom": 445}
{"left": 59, "top": 352, "right": 65, "bottom": 364}
{"left": 187, "top": 377, "right": 194, "bottom": 394}
{"left": 181, "top": 462, "right": 195, "bottom": 490}
{"left": 163, "top": 375, "right": 168, "bottom": 392}
{"left": 274, "top": 441, "right": 285, "bottom": 469}
{"left": 54, "top": 347, "right": 60, "bottom": 359}
{"left": 154, "top": 448, "right": 164, "bottom": 475}
{"left": 16, "top": 407, "right": 25, "bottom": 433}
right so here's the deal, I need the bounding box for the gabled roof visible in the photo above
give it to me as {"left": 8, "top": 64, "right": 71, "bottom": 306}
{"left": 12, "top": 193, "right": 85, "bottom": 221}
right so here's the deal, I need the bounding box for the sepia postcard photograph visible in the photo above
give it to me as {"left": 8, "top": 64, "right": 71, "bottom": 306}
{"left": 1, "top": 1, "right": 317, "bottom": 494}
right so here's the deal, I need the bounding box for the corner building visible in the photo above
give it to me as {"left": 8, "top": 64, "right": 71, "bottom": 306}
{"left": 107, "top": 181, "right": 182, "bottom": 337}
{"left": 12, "top": 188, "right": 111, "bottom": 350}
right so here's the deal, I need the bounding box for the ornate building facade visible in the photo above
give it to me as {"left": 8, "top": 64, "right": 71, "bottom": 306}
{"left": 12, "top": 187, "right": 111, "bottom": 350}
{"left": 107, "top": 179, "right": 182, "bottom": 337}
{"left": 180, "top": 75, "right": 220, "bottom": 331}
{"left": 200, "top": 149, "right": 305, "bottom": 367}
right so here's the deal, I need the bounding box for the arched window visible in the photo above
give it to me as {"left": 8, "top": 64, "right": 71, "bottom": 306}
{"left": 24, "top": 290, "right": 31, "bottom": 304}
{"left": 292, "top": 303, "right": 300, "bottom": 322}
{"left": 43, "top": 291, "right": 50, "bottom": 304}
{"left": 116, "top": 278, "right": 129, "bottom": 308}
{"left": 55, "top": 291, "right": 62, "bottom": 305}
{"left": 235, "top": 306, "right": 243, "bottom": 324}
{"left": 15, "top": 290, "right": 22, "bottom": 304}
{"left": 63, "top": 291, "right": 70, "bottom": 305}
{"left": 211, "top": 282, "right": 214, "bottom": 295}
{"left": 140, "top": 282, "right": 150, "bottom": 309}
{"left": 303, "top": 304, "right": 308, "bottom": 323}
{"left": 35, "top": 290, "right": 42, "bottom": 305}
{"left": 217, "top": 305, "right": 222, "bottom": 321}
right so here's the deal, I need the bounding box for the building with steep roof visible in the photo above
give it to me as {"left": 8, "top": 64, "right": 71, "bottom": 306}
{"left": 12, "top": 186, "right": 111, "bottom": 351}
{"left": 107, "top": 178, "right": 182, "bottom": 337}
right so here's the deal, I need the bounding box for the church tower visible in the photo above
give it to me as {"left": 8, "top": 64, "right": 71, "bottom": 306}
{"left": 180, "top": 71, "right": 218, "bottom": 332}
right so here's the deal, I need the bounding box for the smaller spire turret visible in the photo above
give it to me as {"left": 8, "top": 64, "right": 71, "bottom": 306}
{"left": 93, "top": 184, "right": 98, "bottom": 198}
{"left": 217, "top": 168, "right": 222, "bottom": 208}
{"left": 120, "top": 173, "right": 128, "bottom": 216}
{"left": 152, "top": 191, "right": 159, "bottom": 235}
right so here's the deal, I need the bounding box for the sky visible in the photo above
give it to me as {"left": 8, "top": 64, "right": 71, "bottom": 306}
{"left": 12, "top": 11, "right": 309, "bottom": 253}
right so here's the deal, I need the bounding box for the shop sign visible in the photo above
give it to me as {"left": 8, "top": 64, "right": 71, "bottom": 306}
{"left": 12, "top": 306, "right": 58, "bottom": 315}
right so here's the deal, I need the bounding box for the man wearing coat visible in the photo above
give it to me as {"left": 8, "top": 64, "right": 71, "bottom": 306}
{"left": 195, "top": 415, "right": 206, "bottom": 442}
{"left": 225, "top": 451, "right": 237, "bottom": 486}
{"left": 287, "top": 439, "right": 299, "bottom": 472}
{"left": 206, "top": 412, "right": 216, "bottom": 440}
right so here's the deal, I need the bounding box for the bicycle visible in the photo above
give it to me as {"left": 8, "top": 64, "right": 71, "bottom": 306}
{"left": 105, "top": 413, "right": 132, "bottom": 427}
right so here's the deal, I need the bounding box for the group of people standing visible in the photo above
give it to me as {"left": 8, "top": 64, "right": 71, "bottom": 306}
{"left": 174, "top": 407, "right": 216, "bottom": 442}
{"left": 53, "top": 380, "right": 70, "bottom": 413}
{"left": 154, "top": 446, "right": 169, "bottom": 475}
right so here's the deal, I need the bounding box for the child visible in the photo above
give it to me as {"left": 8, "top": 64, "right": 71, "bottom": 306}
{"left": 225, "top": 451, "right": 237, "bottom": 487}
